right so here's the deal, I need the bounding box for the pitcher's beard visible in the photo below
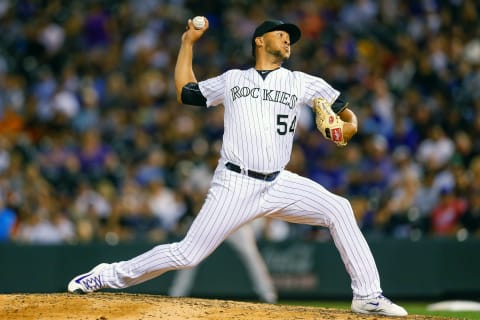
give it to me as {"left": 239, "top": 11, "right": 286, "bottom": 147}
{"left": 263, "top": 43, "right": 290, "bottom": 63}
{"left": 269, "top": 49, "right": 289, "bottom": 64}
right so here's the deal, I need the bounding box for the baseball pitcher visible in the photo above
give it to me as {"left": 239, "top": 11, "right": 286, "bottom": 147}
{"left": 68, "top": 17, "right": 407, "bottom": 317}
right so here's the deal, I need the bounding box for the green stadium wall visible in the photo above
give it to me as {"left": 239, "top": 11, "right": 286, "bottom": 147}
{"left": 0, "top": 238, "right": 479, "bottom": 300}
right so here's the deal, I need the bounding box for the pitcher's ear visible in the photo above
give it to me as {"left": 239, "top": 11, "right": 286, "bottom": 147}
{"left": 255, "top": 36, "right": 264, "bottom": 47}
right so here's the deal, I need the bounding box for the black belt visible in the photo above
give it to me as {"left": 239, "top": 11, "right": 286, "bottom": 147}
{"left": 225, "top": 162, "right": 280, "bottom": 182}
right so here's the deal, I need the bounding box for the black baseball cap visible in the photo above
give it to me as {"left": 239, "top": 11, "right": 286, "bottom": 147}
{"left": 251, "top": 20, "right": 301, "bottom": 56}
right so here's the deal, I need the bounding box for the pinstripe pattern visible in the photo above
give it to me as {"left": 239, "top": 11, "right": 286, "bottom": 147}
{"left": 199, "top": 68, "right": 339, "bottom": 172}
{"left": 103, "top": 167, "right": 382, "bottom": 298}
{"left": 263, "top": 171, "right": 381, "bottom": 297}
{"left": 169, "top": 224, "right": 277, "bottom": 302}
{"left": 100, "top": 67, "right": 382, "bottom": 300}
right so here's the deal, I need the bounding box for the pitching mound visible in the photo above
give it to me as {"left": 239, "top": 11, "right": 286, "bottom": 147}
{"left": 1, "top": 293, "right": 447, "bottom": 320}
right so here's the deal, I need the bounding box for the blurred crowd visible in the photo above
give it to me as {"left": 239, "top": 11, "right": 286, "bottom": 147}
{"left": 0, "top": 0, "right": 480, "bottom": 245}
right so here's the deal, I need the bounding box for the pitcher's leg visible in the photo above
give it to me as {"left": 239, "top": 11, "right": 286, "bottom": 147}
{"left": 265, "top": 171, "right": 381, "bottom": 298}
{"left": 325, "top": 197, "right": 381, "bottom": 298}
{"left": 102, "top": 240, "right": 196, "bottom": 288}
{"left": 69, "top": 168, "right": 268, "bottom": 292}
{"left": 102, "top": 193, "right": 255, "bottom": 289}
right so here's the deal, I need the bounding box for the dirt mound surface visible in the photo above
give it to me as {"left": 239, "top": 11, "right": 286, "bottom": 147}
{"left": 0, "top": 293, "right": 449, "bottom": 320}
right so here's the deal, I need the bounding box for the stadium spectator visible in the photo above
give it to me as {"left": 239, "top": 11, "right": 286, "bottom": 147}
{"left": 0, "top": 0, "right": 479, "bottom": 243}
{"left": 0, "top": 196, "right": 16, "bottom": 242}
{"left": 430, "top": 186, "right": 467, "bottom": 236}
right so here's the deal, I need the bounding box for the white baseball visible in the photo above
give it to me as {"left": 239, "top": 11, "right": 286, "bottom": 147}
{"left": 192, "top": 16, "right": 205, "bottom": 29}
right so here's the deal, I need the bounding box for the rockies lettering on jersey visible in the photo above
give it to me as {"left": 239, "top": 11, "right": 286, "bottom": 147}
{"left": 198, "top": 67, "right": 339, "bottom": 172}
{"left": 230, "top": 86, "right": 298, "bottom": 109}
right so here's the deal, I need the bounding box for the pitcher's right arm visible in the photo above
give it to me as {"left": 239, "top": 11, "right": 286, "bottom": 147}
{"left": 174, "top": 17, "right": 209, "bottom": 103}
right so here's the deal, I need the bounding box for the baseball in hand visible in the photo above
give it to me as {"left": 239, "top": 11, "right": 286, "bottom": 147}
{"left": 192, "top": 16, "right": 206, "bottom": 29}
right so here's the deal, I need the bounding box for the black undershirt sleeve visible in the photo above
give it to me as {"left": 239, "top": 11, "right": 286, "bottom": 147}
{"left": 181, "top": 82, "right": 207, "bottom": 107}
{"left": 332, "top": 94, "right": 349, "bottom": 114}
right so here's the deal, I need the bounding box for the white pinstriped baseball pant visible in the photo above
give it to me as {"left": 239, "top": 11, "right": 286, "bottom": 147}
{"left": 168, "top": 223, "right": 277, "bottom": 303}
{"left": 102, "top": 163, "right": 382, "bottom": 299}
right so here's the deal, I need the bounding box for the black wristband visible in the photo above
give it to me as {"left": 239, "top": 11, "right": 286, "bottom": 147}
{"left": 332, "top": 94, "right": 348, "bottom": 114}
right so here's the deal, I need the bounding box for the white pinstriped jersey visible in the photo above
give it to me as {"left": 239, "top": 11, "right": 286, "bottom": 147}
{"left": 198, "top": 67, "right": 339, "bottom": 172}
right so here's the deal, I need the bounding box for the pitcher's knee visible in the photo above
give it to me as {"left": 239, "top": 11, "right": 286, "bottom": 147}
{"left": 170, "top": 242, "right": 204, "bottom": 269}
{"left": 176, "top": 256, "right": 202, "bottom": 269}
{"left": 339, "top": 196, "right": 354, "bottom": 212}
{"left": 327, "top": 196, "right": 356, "bottom": 224}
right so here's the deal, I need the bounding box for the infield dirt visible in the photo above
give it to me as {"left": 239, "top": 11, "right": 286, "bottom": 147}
{"left": 0, "top": 293, "right": 453, "bottom": 320}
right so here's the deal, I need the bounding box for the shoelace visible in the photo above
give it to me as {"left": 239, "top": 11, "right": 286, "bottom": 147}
{"left": 81, "top": 275, "right": 103, "bottom": 291}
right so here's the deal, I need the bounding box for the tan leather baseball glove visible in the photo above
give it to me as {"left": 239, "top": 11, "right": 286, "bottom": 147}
{"left": 313, "top": 97, "right": 347, "bottom": 146}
